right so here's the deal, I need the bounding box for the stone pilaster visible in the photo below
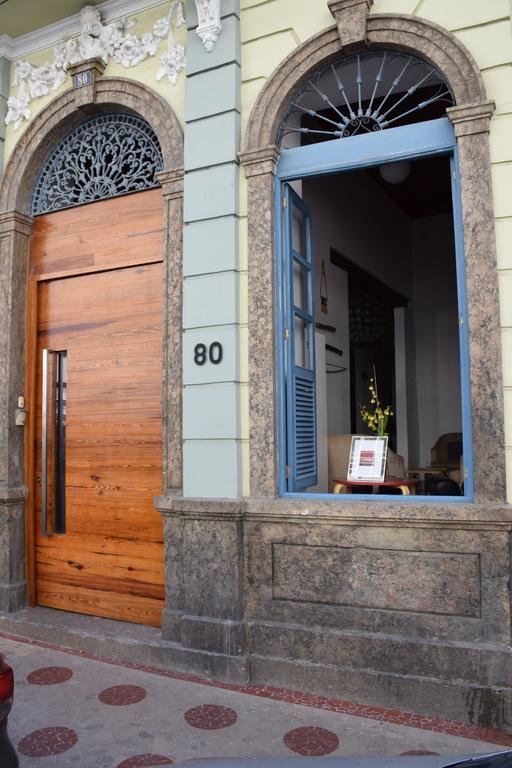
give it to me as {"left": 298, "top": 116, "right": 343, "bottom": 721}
{"left": 447, "top": 101, "right": 506, "bottom": 503}
{"left": 155, "top": 0, "right": 247, "bottom": 682}
{"left": 182, "top": 0, "right": 243, "bottom": 498}
{"left": 239, "top": 148, "right": 279, "bottom": 498}
{"left": 0, "top": 210, "right": 32, "bottom": 611}
{"left": 156, "top": 169, "right": 184, "bottom": 494}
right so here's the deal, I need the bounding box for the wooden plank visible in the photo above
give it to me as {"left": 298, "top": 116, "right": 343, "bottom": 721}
{"left": 36, "top": 535, "right": 164, "bottom": 585}
{"left": 36, "top": 578, "right": 163, "bottom": 626}
{"left": 30, "top": 189, "right": 164, "bottom": 280}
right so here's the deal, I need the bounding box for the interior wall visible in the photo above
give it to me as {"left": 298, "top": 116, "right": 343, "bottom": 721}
{"left": 303, "top": 170, "right": 412, "bottom": 437}
{"left": 407, "top": 214, "right": 462, "bottom": 467}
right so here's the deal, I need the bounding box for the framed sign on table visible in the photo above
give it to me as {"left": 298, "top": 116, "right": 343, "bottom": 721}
{"left": 347, "top": 435, "right": 388, "bottom": 482}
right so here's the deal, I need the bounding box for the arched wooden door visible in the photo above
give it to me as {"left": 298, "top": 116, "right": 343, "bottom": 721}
{"left": 27, "top": 188, "right": 165, "bottom": 626}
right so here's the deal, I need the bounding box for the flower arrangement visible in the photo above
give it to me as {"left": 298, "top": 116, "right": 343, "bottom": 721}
{"left": 360, "top": 366, "right": 393, "bottom": 437}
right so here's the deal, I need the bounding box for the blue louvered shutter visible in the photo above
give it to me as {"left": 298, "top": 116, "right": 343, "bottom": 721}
{"left": 284, "top": 185, "right": 317, "bottom": 491}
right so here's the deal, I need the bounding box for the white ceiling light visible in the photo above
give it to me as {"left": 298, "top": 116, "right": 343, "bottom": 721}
{"left": 379, "top": 160, "right": 411, "bottom": 184}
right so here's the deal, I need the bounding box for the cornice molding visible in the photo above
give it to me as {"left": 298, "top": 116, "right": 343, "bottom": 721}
{"left": 239, "top": 146, "right": 280, "bottom": 177}
{"left": 0, "top": 0, "right": 171, "bottom": 60}
{"left": 156, "top": 167, "right": 184, "bottom": 198}
{"left": 0, "top": 209, "right": 33, "bottom": 236}
{"left": 447, "top": 100, "right": 495, "bottom": 137}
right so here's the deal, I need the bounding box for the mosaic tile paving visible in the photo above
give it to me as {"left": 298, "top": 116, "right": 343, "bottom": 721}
{"left": 0, "top": 632, "right": 511, "bottom": 767}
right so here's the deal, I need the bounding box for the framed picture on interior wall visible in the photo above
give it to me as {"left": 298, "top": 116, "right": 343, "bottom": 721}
{"left": 348, "top": 436, "right": 388, "bottom": 482}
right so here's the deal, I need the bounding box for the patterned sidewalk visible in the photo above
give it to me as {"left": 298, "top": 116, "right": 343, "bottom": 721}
{"left": 1, "top": 632, "right": 511, "bottom": 767}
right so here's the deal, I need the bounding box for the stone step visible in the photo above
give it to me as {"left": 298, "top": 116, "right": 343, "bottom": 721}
{"left": 0, "top": 606, "right": 248, "bottom": 683}
{"left": 248, "top": 620, "right": 512, "bottom": 688}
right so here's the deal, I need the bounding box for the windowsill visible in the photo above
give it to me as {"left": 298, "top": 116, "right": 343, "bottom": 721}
{"left": 285, "top": 492, "right": 472, "bottom": 503}
{"left": 246, "top": 495, "right": 512, "bottom": 527}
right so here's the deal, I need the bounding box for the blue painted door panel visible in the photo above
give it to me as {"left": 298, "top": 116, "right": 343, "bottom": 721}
{"left": 284, "top": 185, "right": 317, "bottom": 491}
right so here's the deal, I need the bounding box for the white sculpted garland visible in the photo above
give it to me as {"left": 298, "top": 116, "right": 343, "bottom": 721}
{"left": 5, "top": 1, "right": 222, "bottom": 130}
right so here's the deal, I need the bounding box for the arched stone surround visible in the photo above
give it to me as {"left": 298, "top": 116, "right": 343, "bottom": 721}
{"left": 240, "top": 14, "right": 505, "bottom": 505}
{"left": 244, "top": 16, "right": 486, "bottom": 155}
{"left": 0, "top": 76, "right": 184, "bottom": 612}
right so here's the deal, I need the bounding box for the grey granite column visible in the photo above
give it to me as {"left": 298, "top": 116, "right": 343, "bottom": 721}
{"left": 0, "top": 210, "right": 32, "bottom": 611}
{"left": 447, "top": 102, "right": 506, "bottom": 504}
{"left": 238, "top": 147, "right": 280, "bottom": 498}
{"left": 157, "top": 169, "right": 184, "bottom": 494}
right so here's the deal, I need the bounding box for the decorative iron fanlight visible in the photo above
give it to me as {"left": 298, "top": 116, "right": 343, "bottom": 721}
{"left": 31, "top": 113, "right": 163, "bottom": 216}
{"left": 278, "top": 50, "right": 454, "bottom": 149}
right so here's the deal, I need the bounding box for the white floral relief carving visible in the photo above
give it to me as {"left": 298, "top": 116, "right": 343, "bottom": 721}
{"left": 5, "top": 1, "right": 189, "bottom": 130}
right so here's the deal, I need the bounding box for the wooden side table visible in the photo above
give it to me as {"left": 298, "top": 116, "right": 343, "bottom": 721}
{"left": 332, "top": 477, "right": 419, "bottom": 495}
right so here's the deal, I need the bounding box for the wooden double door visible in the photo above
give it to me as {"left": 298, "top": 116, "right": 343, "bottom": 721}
{"left": 27, "top": 190, "right": 165, "bottom": 626}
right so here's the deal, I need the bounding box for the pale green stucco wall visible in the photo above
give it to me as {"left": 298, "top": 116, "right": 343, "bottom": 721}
{"left": 240, "top": 0, "right": 512, "bottom": 499}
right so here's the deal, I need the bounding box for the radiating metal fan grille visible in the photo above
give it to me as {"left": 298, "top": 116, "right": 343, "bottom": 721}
{"left": 278, "top": 50, "right": 454, "bottom": 149}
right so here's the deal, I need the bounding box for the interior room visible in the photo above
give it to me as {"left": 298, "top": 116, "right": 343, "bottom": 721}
{"left": 296, "top": 155, "right": 464, "bottom": 495}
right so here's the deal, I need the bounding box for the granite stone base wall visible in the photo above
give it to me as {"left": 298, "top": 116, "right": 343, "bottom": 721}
{"left": 154, "top": 495, "right": 512, "bottom": 731}
{"left": 0, "top": 495, "right": 27, "bottom": 612}
{"left": 242, "top": 506, "right": 512, "bottom": 730}
{"left": 156, "top": 498, "right": 249, "bottom": 684}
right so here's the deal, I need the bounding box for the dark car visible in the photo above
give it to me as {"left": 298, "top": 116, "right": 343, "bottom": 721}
{"left": 178, "top": 754, "right": 512, "bottom": 768}
{"left": 0, "top": 655, "right": 18, "bottom": 767}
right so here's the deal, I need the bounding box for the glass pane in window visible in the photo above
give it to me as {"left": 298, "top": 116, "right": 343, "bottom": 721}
{"left": 292, "top": 204, "right": 306, "bottom": 256}
{"left": 294, "top": 315, "right": 312, "bottom": 370}
{"left": 293, "top": 260, "right": 308, "bottom": 312}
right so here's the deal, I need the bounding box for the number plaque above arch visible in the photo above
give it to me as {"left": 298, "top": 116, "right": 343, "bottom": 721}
{"left": 31, "top": 113, "right": 164, "bottom": 216}
{"left": 278, "top": 50, "right": 454, "bottom": 150}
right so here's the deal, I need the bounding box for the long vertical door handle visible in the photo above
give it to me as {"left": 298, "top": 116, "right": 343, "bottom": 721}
{"left": 41, "top": 348, "right": 49, "bottom": 536}
{"left": 41, "top": 348, "right": 66, "bottom": 536}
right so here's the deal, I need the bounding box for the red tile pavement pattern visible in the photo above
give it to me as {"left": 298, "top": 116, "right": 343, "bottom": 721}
{"left": 184, "top": 704, "right": 238, "bottom": 730}
{"left": 18, "top": 726, "right": 78, "bottom": 757}
{"left": 99, "top": 684, "right": 147, "bottom": 706}
{"left": 283, "top": 726, "right": 340, "bottom": 756}
{"left": 2, "top": 631, "right": 512, "bottom": 749}
{"left": 27, "top": 666, "right": 73, "bottom": 685}
{"left": 117, "top": 755, "right": 174, "bottom": 767}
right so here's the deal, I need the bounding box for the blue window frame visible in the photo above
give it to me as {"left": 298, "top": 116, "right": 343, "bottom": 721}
{"left": 275, "top": 117, "right": 473, "bottom": 502}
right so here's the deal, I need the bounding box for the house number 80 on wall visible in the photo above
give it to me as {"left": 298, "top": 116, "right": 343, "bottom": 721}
{"left": 73, "top": 71, "right": 93, "bottom": 88}
{"left": 194, "top": 342, "right": 223, "bottom": 366}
